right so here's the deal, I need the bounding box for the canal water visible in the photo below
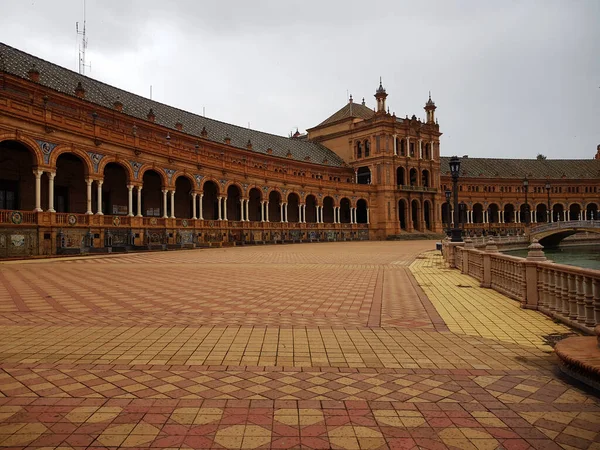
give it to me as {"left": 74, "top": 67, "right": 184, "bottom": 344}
{"left": 504, "top": 245, "right": 600, "bottom": 270}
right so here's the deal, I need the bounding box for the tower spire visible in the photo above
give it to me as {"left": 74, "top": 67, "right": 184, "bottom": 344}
{"left": 374, "top": 77, "right": 388, "bottom": 113}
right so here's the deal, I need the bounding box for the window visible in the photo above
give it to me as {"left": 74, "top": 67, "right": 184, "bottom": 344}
{"left": 356, "top": 141, "right": 362, "bottom": 159}
{"left": 364, "top": 140, "right": 370, "bottom": 157}
{"left": 0, "top": 181, "right": 18, "bottom": 210}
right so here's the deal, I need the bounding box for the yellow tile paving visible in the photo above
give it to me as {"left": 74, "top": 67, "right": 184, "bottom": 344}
{"left": 410, "top": 251, "right": 572, "bottom": 349}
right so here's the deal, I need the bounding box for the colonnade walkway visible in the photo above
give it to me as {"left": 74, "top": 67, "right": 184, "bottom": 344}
{"left": 0, "top": 242, "right": 598, "bottom": 449}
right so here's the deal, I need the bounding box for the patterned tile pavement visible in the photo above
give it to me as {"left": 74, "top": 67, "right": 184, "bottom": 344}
{"left": 0, "top": 242, "right": 598, "bottom": 449}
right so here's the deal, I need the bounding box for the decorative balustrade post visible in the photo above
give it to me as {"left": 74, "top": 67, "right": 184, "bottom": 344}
{"left": 568, "top": 273, "right": 578, "bottom": 320}
{"left": 462, "top": 238, "right": 474, "bottom": 274}
{"left": 593, "top": 278, "right": 600, "bottom": 327}
{"left": 524, "top": 239, "right": 546, "bottom": 309}
{"left": 560, "top": 272, "right": 570, "bottom": 318}
{"left": 482, "top": 238, "right": 498, "bottom": 288}
{"left": 584, "top": 277, "right": 595, "bottom": 327}
{"left": 576, "top": 275, "right": 586, "bottom": 324}
{"left": 547, "top": 269, "right": 556, "bottom": 313}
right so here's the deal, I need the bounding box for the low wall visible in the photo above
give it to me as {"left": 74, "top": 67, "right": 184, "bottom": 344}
{"left": 443, "top": 239, "right": 600, "bottom": 334}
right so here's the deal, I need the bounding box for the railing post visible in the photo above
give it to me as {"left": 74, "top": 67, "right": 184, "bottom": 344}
{"left": 524, "top": 239, "right": 546, "bottom": 309}
{"left": 584, "top": 277, "right": 595, "bottom": 327}
{"left": 482, "top": 238, "right": 498, "bottom": 288}
{"left": 462, "top": 238, "right": 473, "bottom": 274}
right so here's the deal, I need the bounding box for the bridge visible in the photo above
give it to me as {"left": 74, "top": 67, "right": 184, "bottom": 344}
{"left": 530, "top": 220, "right": 600, "bottom": 246}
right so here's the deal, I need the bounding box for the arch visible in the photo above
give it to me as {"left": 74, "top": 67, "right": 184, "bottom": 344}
{"left": 423, "top": 200, "right": 432, "bottom": 230}
{"left": 519, "top": 202, "right": 531, "bottom": 224}
{"left": 357, "top": 166, "right": 371, "bottom": 185}
{"left": 305, "top": 194, "right": 317, "bottom": 223}
{"left": 409, "top": 168, "right": 418, "bottom": 186}
{"left": 138, "top": 165, "right": 168, "bottom": 187}
{"left": 226, "top": 184, "right": 242, "bottom": 221}
{"left": 0, "top": 136, "right": 43, "bottom": 167}
{"left": 411, "top": 199, "right": 420, "bottom": 231}
{"left": 339, "top": 197, "right": 351, "bottom": 223}
{"left": 421, "top": 170, "right": 430, "bottom": 188}
{"left": 248, "top": 187, "right": 262, "bottom": 221}
{"left": 472, "top": 203, "right": 484, "bottom": 224}
{"left": 49, "top": 146, "right": 93, "bottom": 176}
{"left": 356, "top": 199, "right": 368, "bottom": 224}
{"left": 552, "top": 203, "right": 565, "bottom": 222}
{"left": 441, "top": 202, "right": 450, "bottom": 228}
{"left": 399, "top": 199, "right": 408, "bottom": 230}
{"left": 103, "top": 162, "right": 129, "bottom": 215}
{"left": 142, "top": 169, "right": 164, "bottom": 217}
{"left": 202, "top": 180, "right": 220, "bottom": 220}
{"left": 55, "top": 152, "right": 87, "bottom": 213}
{"left": 172, "top": 172, "right": 196, "bottom": 190}
{"left": 568, "top": 203, "right": 582, "bottom": 221}
{"left": 536, "top": 203, "right": 548, "bottom": 223}
{"left": 504, "top": 203, "right": 515, "bottom": 223}
{"left": 175, "top": 175, "right": 193, "bottom": 218}
{"left": 396, "top": 167, "right": 405, "bottom": 186}
{"left": 287, "top": 192, "right": 300, "bottom": 222}
{"left": 488, "top": 203, "right": 500, "bottom": 223}
{"left": 198, "top": 177, "right": 221, "bottom": 195}
{"left": 0, "top": 140, "right": 40, "bottom": 211}
{"left": 268, "top": 190, "right": 282, "bottom": 222}
{"left": 97, "top": 157, "right": 134, "bottom": 182}
{"left": 586, "top": 202, "right": 598, "bottom": 220}
{"left": 322, "top": 196, "right": 334, "bottom": 223}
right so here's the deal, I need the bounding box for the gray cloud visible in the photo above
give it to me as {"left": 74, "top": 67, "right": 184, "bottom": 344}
{"left": 0, "top": 0, "right": 598, "bottom": 159}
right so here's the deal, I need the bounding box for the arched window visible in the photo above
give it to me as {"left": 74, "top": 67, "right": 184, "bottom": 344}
{"left": 356, "top": 141, "right": 362, "bottom": 159}
{"left": 364, "top": 140, "right": 370, "bottom": 157}
{"left": 400, "top": 139, "right": 406, "bottom": 156}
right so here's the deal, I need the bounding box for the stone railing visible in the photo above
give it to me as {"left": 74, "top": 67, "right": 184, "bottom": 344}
{"left": 0, "top": 209, "right": 38, "bottom": 225}
{"left": 531, "top": 219, "right": 600, "bottom": 234}
{"left": 445, "top": 238, "right": 600, "bottom": 333}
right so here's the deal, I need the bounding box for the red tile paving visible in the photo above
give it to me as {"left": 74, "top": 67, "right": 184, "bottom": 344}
{"left": 0, "top": 242, "right": 598, "bottom": 449}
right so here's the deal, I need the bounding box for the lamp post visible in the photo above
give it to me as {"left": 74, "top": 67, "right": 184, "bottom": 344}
{"left": 449, "top": 156, "right": 463, "bottom": 242}
{"left": 523, "top": 177, "right": 529, "bottom": 225}
{"left": 545, "top": 182, "right": 551, "bottom": 223}
{"left": 444, "top": 189, "right": 452, "bottom": 236}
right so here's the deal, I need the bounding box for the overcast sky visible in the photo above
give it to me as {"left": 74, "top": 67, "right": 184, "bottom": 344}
{"left": 0, "top": 0, "right": 598, "bottom": 159}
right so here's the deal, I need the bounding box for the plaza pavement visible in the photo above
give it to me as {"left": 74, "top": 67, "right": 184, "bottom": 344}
{"left": 0, "top": 241, "right": 598, "bottom": 449}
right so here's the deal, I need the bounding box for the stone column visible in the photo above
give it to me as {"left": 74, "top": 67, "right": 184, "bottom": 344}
{"left": 302, "top": 204, "right": 306, "bottom": 223}
{"left": 265, "top": 201, "right": 270, "bottom": 222}
{"left": 127, "top": 185, "right": 134, "bottom": 216}
{"left": 85, "top": 178, "right": 93, "bottom": 214}
{"left": 223, "top": 197, "right": 228, "bottom": 221}
{"left": 280, "top": 203, "right": 284, "bottom": 222}
{"left": 136, "top": 186, "right": 143, "bottom": 217}
{"left": 516, "top": 211, "right": 520, "bottom": 223}
{"left": 284, "top": 203, "right": 288, "bottom": 223}
{"left": 566, "top": 210, "right": 570, "bottom": 221}
{"left": 367, "top": 208, "right": 370, "bottom": 224}
{"left": 33, "top": 170, "right": 43, "bottom": 212}
{"left": 239, "top": 198, "right": 245, "bottom": 221}
{"left": 47, "top": 172, "right": 56, "bottom": 212}
{"left": 260, "top": 201, "right": 265, "bottom": 222}
{"left": 192, "top": 192, "right": 197, "bottom": 219}
{"left": 170, "top": 190, "right": 175, "bottom": 219}
{"left": 217, "top": 196, "right": 223, "bottom": 220}
{"left": 96, "top": 180, "right": 104, "bottom": 215}
{"left": 245, "top": 199, "right": 249, "bottom": 222}
{"left": 298, "top": 204, "right": 303, "bottom": 223}
{"left": 162, "top": 190, "right": 168, "bottom": 218}
{"left": 199, "top": 194, "right": 204, "bottom": 220}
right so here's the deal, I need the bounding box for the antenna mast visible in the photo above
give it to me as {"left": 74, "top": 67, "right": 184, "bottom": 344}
{"left": 76, "top": 0, "right": 91, "bottom": 75}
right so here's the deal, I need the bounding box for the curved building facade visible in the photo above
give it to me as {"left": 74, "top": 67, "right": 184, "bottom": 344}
{"left": 0, "top": 43, "right": 598, "bottom": 257}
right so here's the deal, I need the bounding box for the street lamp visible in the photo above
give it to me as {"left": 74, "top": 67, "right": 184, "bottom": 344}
{"left": 545, "top": 182, "right": 551, "bottom": 223}
{"left": 444, "top": 189, "right": 452, "bottom": 236}
{"left": 449, "top": 156, "right": 463, "bottom": 242}
{"left": 523, "top": 177, "right": 529, "bottom": 225}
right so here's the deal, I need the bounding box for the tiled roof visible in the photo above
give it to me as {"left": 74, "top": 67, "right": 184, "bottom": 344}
{"left": 317, "top": 101, "right": 375, "bottom": 127}
{"left": 0, "top": 43, "right": 346, "bottom": 168}
{"left": 440, "top": 157, "right": 600, "bottom": 180}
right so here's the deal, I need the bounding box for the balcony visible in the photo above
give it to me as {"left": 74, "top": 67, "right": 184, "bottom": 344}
{"left": 398, "top": 185, "right": 437, "bottom": 193}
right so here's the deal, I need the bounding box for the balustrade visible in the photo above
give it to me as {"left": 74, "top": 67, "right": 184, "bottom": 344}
{"left": 445, "top": 240, "right": 600, "bottom": 333}
{"left": 0, "top": 209, "right": 37, "bottom": 225}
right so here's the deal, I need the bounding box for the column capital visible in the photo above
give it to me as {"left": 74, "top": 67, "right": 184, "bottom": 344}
{"left": 32, "top": 169, "right": 43, "bottom": 177}
{"left": 46, "top": 171, "right": 56, "bottom": 179}
{"left": 127, "top": 184, "right": 134, "bottom": 191}
{"left": 162, "top": 189, "right": 168, "bottom": 194}
{"left": 136, "top": 185, "right": 143, "bottom": 191}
